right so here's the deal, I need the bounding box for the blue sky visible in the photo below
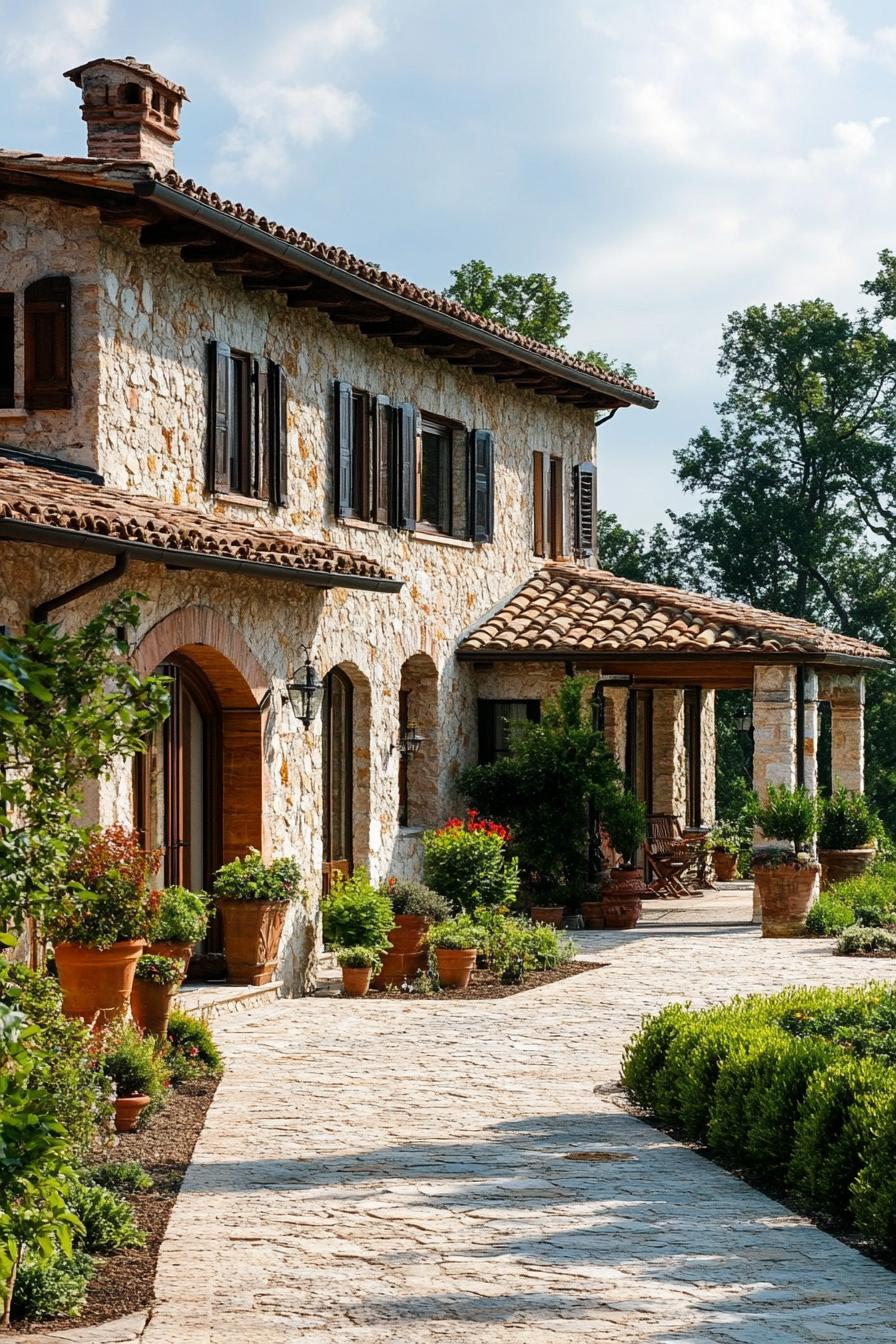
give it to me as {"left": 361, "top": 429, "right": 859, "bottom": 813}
{"left": 1, "top": 0, "right": 895, "bottom": 530}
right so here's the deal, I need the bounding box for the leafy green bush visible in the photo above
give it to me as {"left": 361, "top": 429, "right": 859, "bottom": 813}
{"left": 47, "top": 825, "right": 161, "bottom": 948}
{"left": 806, "top": 869, "right": 896, "bottom": 936}
{"left": 150, "top": 885, "right": 210, "bottom": 943}
{"left": 837, "top": 925, "right": 896, "bottom": 956}
{"left": 819, "top": 788, "right": 879, "bottom": 851}
{"left": 87, "top": 1160, "right": 152, "bottom": 1193}
{"left": 422, "top": 811, "right": 519, "bottom": 914}
{"left": 336, "top": 945, "right": 382, "bottom": 970}
{"left": 100, "top": 1019, "right": 168, "bottom": 1105}
{"left": 11, "top": 1251, "right": 93, "bottom": 1322}
{"left": 322, "top": 869, "right": 394, "bottom": 950}
{"left": 475, "top": 911, "right": 575, "bottom": 983}
{"left": 599, "top": 785, "right": 647, "bottom": 864}
{"left": 755, "top": 784, "right": 818, "bottom": 851}
{"left": 805, "top": 891, "right": 856, "bottom": 936}
{"left": 165, "top": 1009, "right": 223, "bottom": 1084}
{"left": 68, "top": 1181, "right": 144, "bottom": 1253}
{"left": 134, "top": 953, "right": 184, "bottom": 986}
{"left": 425, "top": 914, "right": 482, "bottom": 950}
{"left": 384, "top": 879, "right": 449, "bottom": 920}
{"left": 214, "top": 850, "right": 306, "bottom": 903}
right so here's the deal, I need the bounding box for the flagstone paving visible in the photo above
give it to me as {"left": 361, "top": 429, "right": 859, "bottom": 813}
{"left": 24, "top": 891, "right": 896, "bottom": 1343}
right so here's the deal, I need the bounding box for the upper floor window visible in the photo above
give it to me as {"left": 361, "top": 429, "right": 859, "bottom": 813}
{"left": 0, "top": 295, "right": 13, "bottom": 410}
{"left": 24, "top": 276, "right": 72, "bottom": 411}
{"left": 533, "top": 452, "right": 564, "bottom": 558}
{"left": 478, "top": 699, "right": 540, "bottom": 764}
{"left": 207, "top": 340, "right": 287, "bottom": 505}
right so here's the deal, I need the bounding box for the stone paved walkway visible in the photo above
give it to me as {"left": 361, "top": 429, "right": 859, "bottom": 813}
{"left": 22, "top": 891, "right": 896, "bottom": 1343}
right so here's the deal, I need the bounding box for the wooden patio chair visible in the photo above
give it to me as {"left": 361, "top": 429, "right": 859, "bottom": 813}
{"left": 644, "top": 813, "right": 697, "bottom": 899}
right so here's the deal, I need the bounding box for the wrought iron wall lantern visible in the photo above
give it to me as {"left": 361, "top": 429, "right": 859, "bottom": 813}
{"left": 394, "top": 723, "right": 425, "bottom": 761}
{"left": 262, "top": 645, "right": 325, "bottom": 728}
{"left": 735, "top": 711, "right": 754, "bottom": 734}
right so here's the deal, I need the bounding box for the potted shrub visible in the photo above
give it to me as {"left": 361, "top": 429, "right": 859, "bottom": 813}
{"left": 47, "top": 826, "right": 160, "bottom": 1029}
{"left": 100, "top": 1018, "right": 168, "bottom": 1132}
{"left": 375, "top": 880, "right": 449, "bottom": 989}
{"left": 214, "top": 851, "right": 306, "bottom": 985}
{"left": 818, "top": 788, "right": 878, "bottom": 889}
{"left": 705, "top": 820, "right": 741, "bottom": 882}
{"left": 753, "top": 785, "right": 820, "bottom": 937}
{"left": 422, "top": 810, "right": 519, "bottom": 915}
{"left": 598, "top": 786, "right": 648, "bottom": 929}
{"left": 528, "top": 902, "right": 566, "bottom": 927}
{"left": 322, "top": 868, "right": 394, "bottom": 951}
{"left": 147, "top": 885, "right": 210, "bottom": 977}
{"left": 425, "top": 914, "right": 482, "bottom": 989}
{"left": 336, "top": 945, "right": 382, "bottom": 997}
{"left": 130, "top": 954, "right": 183, "bottom": 1038}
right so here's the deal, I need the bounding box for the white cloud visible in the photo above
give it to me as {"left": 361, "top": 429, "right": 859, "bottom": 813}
{"left": 0, "top": 0, "right": 110, "bottom": 96}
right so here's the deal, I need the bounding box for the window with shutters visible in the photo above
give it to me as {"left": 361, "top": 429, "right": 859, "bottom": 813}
{"left": 0, "top": 295, "right": 13, "bottom": 410}
{"left": 333, "top": 380, "right": 371, "bottom": 519}
{"left": 533, "top": 451, "right": 545, "bottom": 556}
{"left": 478, "top": 700, "right": 540, "bottom": 764}
{"left": 547, "top": 456, "right": 563, "bottom": 558}
{"left": 24, "top": 276, "right": 71, "bottom": 411}
{"left": 418, "top": 414, "right": 457, "bottom": 535}
{"left": 207, "top": 341, "right": 287, "bottom": 505}
{"left": 574, "top": 461, "right": 597, "bottom": 558}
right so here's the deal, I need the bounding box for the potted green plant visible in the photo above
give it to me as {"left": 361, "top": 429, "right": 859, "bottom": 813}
{"left": 425, "top": 914, "right": 482, "bottom": 989}
{"left": 598, "top": 786, "right": 648, "bottom": 929}
{"left": 130, "top": 954, "right": 183, "bottom": 1039}
{"left": 753, "top": 785, "right": 820, "bottom": 937}
{"left": 100, "top": 1018, "right": 168, "bottom": 1132}
{"left": 705, "top": 820, "right": 742, "bottom": 882}
{"left": 47, "top": 826, "right": 160, "bottom": 1029}
{"left": 214, "top": 851, "right": 306, "bottom": 985}
{"left": 818, "top": 788, "right": 878, "bottom": 889}
{"left": 147, "top": 885, "right": 210, "bottom": 977}
{"left": 336, "top": 945, "right": 382, "bottom": 998}
{"left": 375, "top": 879, "right": 449, "bottom": 989}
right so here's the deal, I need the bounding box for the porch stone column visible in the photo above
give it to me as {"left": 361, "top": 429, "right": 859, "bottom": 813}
{"left": 700, "top": 690, "right": 717, "bottom": 825}
{"left": 827, "top": 674, "right": 865, "bottom": 794}
{"left": 602, "top": 686, "right": 628, "bottom": 772}
{"left": 652, "top": 688, "right": 686, "bottom": 819}
{"left": 752, "top": 664, "right": 797, "bottom": 803}
{"left": 801, "top": 669, "right": 819, "bottom": 798}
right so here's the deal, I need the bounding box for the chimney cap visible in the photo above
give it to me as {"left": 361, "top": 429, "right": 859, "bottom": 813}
{"left": 63, "top": 56, "right": 188, "bottom": 102}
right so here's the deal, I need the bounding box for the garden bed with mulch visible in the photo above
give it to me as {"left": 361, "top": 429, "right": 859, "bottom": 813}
{"left": 8, "top": 1075, "right": 219, "bottom": 1335}
{"left": 366, "top": 959, "right": 606, "bottom": 1001}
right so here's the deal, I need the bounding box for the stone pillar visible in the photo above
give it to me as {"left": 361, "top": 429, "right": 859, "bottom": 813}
{"left": 752, "top": 665, "right": 797, "bottom": 804}
{"left": 801, "top": 669, "right": 819, "bottom": 798}
{"left": 652, "top": 688, "right": 686, "bottom": 819}
{"left": 602, "top": 686, "right": 628, "bottom": 772}
{"left": 700, "top": 690, "right": 716, "bottom": 825}
{"left": 828, "top": 675, "right": 865, "bottom": 794}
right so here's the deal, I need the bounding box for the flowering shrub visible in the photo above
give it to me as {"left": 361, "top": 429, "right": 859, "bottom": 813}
{"left": 47, "top": 826, "right": 161, "bottom": 949}
{"left": 99, "top": 1018, "right": 168, "bottom": 1106}
{"left": 165, "top": 1009, "right": 222, "bottom": 1084}
{"left": 423, "top": 810, "right": 519, "bottom": 914}
{"left": 133, "top": 954, "right": 183, "bottom": 987}
{"left": 214, "top": 851, "right": 306, "bottom": 904}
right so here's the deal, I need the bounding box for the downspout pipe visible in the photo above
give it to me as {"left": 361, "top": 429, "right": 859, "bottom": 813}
{"left": 33, "top": 552, "right": 129, "bottom": 623}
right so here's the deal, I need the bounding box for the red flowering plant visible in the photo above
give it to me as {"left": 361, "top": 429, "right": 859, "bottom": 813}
{"left": 422, "top": 808, "right": 519, "bottom": 915}
{"left": 46, "top": 826, "right": 162, "bottom": 950}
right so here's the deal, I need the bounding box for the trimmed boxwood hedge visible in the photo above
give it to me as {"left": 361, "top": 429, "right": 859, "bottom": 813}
{"left": 621, "top": 984, "right": 896, "bottom": 1251}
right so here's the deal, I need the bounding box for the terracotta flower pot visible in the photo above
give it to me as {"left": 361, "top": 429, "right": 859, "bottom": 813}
{"left": 131, "top": 978, "right": 176, "bottom": 1038}
{"left": 114, "top": 1094, "right": 150, "bottom": 1133}
{"left": 580, "top": 901, "right": 606, "bottom": 930}
{"left": 601, "top": 868, "right": 645, "bottom": 930}
{"left": 819, "top": 848, "right": 875, "bottom": 891}
{"left": 754, "top": 863, "right": 820, "bottom": 937}
{"left": 218, "top": 900, "right": 288, "bottom": 985}
{"left": 434, "top": 947, "right": 476, "bottom": 989}
{"left": 147, "top": 940, "right": 193, "bottom": 978}
{"left": 372, "top": 915, "right": 431, "bottom": 989}
{"left": 341, "top": 965, "right": 372, "bottom": 997}
{"left": 55, "top": 939, "right": 145, "bottom": 1029}
{"left": 529, "top": 906, "right": 565, "bottom": 927}
{"left": 713, "top": 850, "right": 738, "bottom": 882}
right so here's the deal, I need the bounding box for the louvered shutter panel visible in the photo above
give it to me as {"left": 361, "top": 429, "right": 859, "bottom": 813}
{"left": 334, "top": 379, "right": 353, "bottom": 517}
{"left": 397, "top": 402, "right": 417, "bottom": 530}
{"left": 207, "top": 340, "right": 231, "bottom": 492}
{"left": 251, "top": 357, "right": 269, "bottom": 500}
{"left": 372, "top": 394, "right": 391, "bottom": 523}
{"left": 469, "top": 429, "right": 494, "bottom": 543}
{"left": 24, "top": 275, "right": 71, "bottom": 410}
{"left": 274, "top": 363, "right": 289, "bottom": 505}
{"left": 574, "top": 462, "right": 597, "bottom": 557}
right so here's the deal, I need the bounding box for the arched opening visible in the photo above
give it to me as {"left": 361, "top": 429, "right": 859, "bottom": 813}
{"left": 119, "top": 82, "right": 142, "bottom": 105}
{"left": 321, "top": 662, "right": 372, "bottom": 889}
{"left": 399, "top": 653, "right": 439, "bottom": 828}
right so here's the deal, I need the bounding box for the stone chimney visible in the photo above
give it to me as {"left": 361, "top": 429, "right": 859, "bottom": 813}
{"left": 63, "top": 57, "right": 188, "bottom": 174}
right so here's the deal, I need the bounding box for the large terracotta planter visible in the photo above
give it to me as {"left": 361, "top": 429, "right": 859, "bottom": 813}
{"left": 580, "top": 900, "right": 605, "bottom": 930}
{"left": 341, "top": 965, "right": 372, "bottom": 997}
{"left": 434, "top": 947, "right": 476, "bottom": 989}
{"left": 373, "top": 915, "right": 429, "bottom": 988}
{"left": 131, "top": 978, "right": 176, "bottom": 1038}
{"left": 529, "top": 906, "right": 565, "bottom": 927}
{"left": 819, "top": 848, "right": 875, "bottom": 891}
{"left": 55, "top": 939, "right": 145, "bottom": 1029}
{"left": 147, "top": 940, "right": 193, "bottom": 979}
{"left": 712, "top": 850, "right": 738, "bottom": 882}
{"left": 218, "top": 900, "right": 287, "bottom": 985}
{"left": 601, "top": 868, "right": 645, "bottom": 930}
{"left": 754, "top": 863, "right": 820, "bottom": 937}
{"left": 114, "top": 1094, "right": 150, "bottom": 1133}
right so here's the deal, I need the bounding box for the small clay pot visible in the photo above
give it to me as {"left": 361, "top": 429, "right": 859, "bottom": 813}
{"left": 819, "top": 848, "right": 875, "bottom": 891}
{"left": 529, "top": 906, "right": 565, "bottom": 927}
{"left": 114, "top": 1094, "right": 150, "bottom": 1133}
{"left": 712, "top": 851, "right": 738, "bottom": 883}
{"left": 579, "top": 901, "right": 605, "bottom": 930}
{"left": 434, "top": 947, "right": 476, "bottom": 989}
{"left": 754, "top": 863, "right": 820, "bottom": 937}
{"left": 147, "top": 940, "right": 193, "bottom": 979}
{"left": 218, "top": 900, "right": 288, "bottom": 985}
{"left": 131, "top": 978, "right": 176, "bottom": 1038}
{"left": 341, "top": 965, "right": 372, "bottom": 997}
{"left": 601, "top": 868, "right": 646, "bottom": 930}
{"left": 372, "top": 915, "right": 430, "bottom": 988}
{"left": 55, "top": 939, "right": 146, "bottom": 1030}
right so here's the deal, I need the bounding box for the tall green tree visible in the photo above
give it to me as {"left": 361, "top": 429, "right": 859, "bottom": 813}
{"left": 596, "top": 510, "right": 680, "bottom": 585}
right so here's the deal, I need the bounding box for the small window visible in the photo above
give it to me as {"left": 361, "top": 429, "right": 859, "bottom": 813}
{"left": 334, "top": 381, "right": 371, "bottom": 519}
{"left": 478, "top": 699, "right": 540, "bottom": 764}
{"left": 207, "top": 341, "right": 285, "bottom": 502}
{"left": 151, "top": 91, "right": 162, "bottom": 112}
{"left": 548, "top": 456, "right": 563, "bottom": 559}
{"left": 120, "top": 83, "right": 142, "bottom": 105}
{"left": 419, "top": 417, "right": 453, "bottom": 533}
{"left": 0, "top": 294, "right": 13, "bottom": 409}
{"left": 533, "top": 451, "right": 545, "bottom": 556}
{"left": 226, "top": 351, "right": 253, "bottom": 494}
{"left": 24, "top": 276, "right": 71, "bottom": 411}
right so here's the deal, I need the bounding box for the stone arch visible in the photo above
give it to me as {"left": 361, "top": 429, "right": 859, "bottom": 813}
{"left": 399, "top": 652, "right": 439, "bottom": 828}
{"left": 135, "top": 606, "right": 269, "bottom": 706}
{"left": 321, "top": 659, "right": 372, "bottom": 874}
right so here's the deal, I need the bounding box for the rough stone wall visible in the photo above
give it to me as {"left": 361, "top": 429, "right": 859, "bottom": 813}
{"left": 652, "top": 689, "right": 686, "bottom": 818}
{"left": 819, "top": 670, "right": 865, "bottom": 794}
{"left": 752, "top": 664, "right": 797, "bottom": 804}
{"left": 700, "top": 691, "right": 717, "bottom": 825}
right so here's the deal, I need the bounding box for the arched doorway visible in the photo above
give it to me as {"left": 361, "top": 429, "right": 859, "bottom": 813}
{"left": 322, "top": 666, "right": 354, "bottom": 889}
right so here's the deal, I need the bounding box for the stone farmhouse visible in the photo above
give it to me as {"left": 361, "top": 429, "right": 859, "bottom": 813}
{"left": 0, "top": 60, "right": 886, "bottom": 989}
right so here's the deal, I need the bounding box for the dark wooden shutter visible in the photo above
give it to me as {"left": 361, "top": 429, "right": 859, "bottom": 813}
{"left": 24, "top": 276, "right": 71, "bottom": 410}
{"left": 397, "top": 402, "right": 417, "bottom": 530}
{"left": 207, "top": 340, "right": 232, "bottom": 492}
{"left": 469, "top": 428, "right": 494, "bottom": 543}
{"left": 268, "top": 361, "right": 288, "bottom": 506}
{"left": 372, "top": 395, "right": 391, "bottom": 524}
{"left": 251, "top": 357, "right": 269, "bottom": 500}
{"left": 334, "top": 379, "right": 353, "bottom": 518}
{"left": 0, "top": 294, "right": 13, "bottom": 409}
{"left": 533, "top": 451, "right": 545, "bottom": 556}
{"left": 574, "top": 461, "right": 597, "bottom": 557}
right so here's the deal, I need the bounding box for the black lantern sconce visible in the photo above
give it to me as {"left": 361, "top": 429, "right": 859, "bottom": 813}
{"left": 395, "top": 722, "right": 425, "bottom": 762}
{"left": 279, "top": 645, "right": 325, "bottom": 729}
{"left": 735, "top": 711, "right": 753, "bottom": 734}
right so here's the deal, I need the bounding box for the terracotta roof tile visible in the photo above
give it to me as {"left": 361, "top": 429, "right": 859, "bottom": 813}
{"left": 459, "top": 564, "right": 889, "bottom": 663}
{"left": 0, "top": 454, "right": 395, "bottom": 589}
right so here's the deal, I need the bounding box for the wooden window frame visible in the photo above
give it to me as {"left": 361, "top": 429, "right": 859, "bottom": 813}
{"left": 24, "top": 275, "right": 71, "bottom": 411}
{"left": 477, "top": 699, "right": 540, "bottom": 764}
{"left": 349, "top": 389, "right": 371, "bottom": 519}
{"left": 416, "top": 412, "right": 458, "bottom": 536}
{"left": 533, "top": 450, "right": 545, "bottom": 557}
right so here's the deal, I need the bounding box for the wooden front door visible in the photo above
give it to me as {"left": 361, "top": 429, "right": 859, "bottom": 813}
{"left": 321, "top": 667, "right": 353, "bottom": 893}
